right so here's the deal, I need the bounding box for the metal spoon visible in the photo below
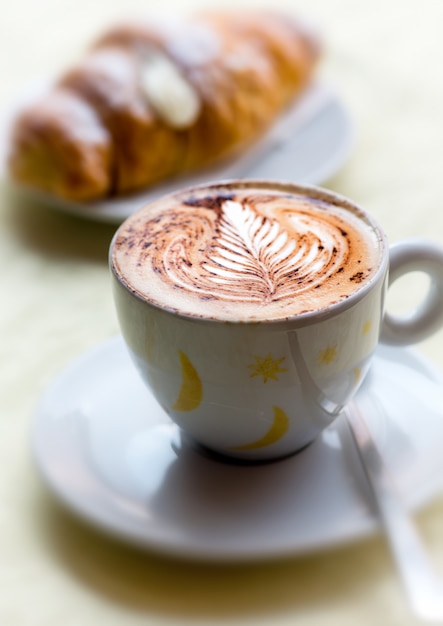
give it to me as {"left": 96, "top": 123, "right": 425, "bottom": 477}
{"left": 346, "top": 400, "right": 443, "bottom": 622}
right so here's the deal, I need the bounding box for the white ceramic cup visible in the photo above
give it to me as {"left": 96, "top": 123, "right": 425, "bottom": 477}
{"left": 110, "top": 182, "right": 443, "bottom": 461}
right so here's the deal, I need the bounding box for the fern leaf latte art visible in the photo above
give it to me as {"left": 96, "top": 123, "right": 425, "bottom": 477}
{"left": 111, "top": 183, "right": 382, "bottom": 321}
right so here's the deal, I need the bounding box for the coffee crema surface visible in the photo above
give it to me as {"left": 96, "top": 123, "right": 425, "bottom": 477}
{"left": 111, "top": 185, "right": 382, "bottom": 321}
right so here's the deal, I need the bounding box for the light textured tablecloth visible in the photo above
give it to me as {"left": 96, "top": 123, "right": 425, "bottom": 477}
{"left": 2, "top": 1, "right": 443, "bottom": 624}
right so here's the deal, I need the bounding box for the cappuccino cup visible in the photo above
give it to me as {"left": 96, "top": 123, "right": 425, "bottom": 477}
{"left": 110, "top": 180, "right": 443, "bottom": 461}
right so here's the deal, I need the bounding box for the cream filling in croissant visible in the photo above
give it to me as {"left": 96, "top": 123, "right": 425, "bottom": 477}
{"left": 140, "top": 49, "right": 201, "bottom": 129}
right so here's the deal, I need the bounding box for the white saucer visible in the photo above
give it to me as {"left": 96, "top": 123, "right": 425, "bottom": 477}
{"left": 30, "top": 336, "right": 443, "bottom": 561}
{"left": 2, "top": 82, "right": 354, "bottom": 224}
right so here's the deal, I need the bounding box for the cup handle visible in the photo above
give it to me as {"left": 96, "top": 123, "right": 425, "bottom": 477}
{"left": 380, "top": 239, "right": 443, "bottom": 346}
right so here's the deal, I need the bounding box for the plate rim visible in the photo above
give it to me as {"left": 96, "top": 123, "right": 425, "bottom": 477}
{"left": 2, "top": 81, "right": 354, "bottom": 225}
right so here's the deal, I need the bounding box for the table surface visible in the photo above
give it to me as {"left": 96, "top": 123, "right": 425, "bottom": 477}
{"left": 2, "top": 1, "right": 443, "bottom": 624}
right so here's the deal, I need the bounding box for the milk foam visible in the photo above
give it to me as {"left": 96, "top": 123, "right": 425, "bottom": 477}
{"left": 111, "top": 185, "right": 382, "bottom": 321}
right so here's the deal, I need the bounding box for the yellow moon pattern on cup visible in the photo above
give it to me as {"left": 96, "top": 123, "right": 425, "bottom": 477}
{"left": 231, "top": 406, "right": 290, "bottom": 450}
{"left": 173, "top": 351, "right": 202, "bottom": 411}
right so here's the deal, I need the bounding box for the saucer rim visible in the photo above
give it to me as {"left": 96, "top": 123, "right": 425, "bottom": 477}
{"left": 29, "top": 336, "right": 443, "bottom": 562}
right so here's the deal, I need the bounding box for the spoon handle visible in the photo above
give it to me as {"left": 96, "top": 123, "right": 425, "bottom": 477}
{"left": 346, "top": 401, "right": 443, "bottom": 622}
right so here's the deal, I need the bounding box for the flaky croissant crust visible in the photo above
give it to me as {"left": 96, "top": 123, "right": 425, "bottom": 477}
{"left": 7, "top": 11, "right": 320, "bottom": 201}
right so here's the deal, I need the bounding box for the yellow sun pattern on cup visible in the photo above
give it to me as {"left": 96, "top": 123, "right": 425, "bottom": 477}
{"left": 363, "top": 320, "right": 372, "bottom": 335}
{"left": 231, "top": 405, "right": 290, "bottom": 450}
{"left": 318, "top": 344, "right": 338, "bottom": 365}
{"left": 248, "top": 354, "right": 288, "bottom": 383}
{"left": 173, "top": 351, "right": 202, "bottom": 411}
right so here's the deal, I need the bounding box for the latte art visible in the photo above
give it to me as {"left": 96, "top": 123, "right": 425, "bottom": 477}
{"left": 112, "top": 184, "right": 381, "bottom": 321}
{"left": 154, "top": 199, "right": 352, "bottom": 303}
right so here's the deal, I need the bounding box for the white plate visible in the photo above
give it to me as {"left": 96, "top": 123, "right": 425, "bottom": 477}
{"left": 2, "top": 82, "right": 354, "bottom": 224}
{"left": 30, "top": 336, "right": 443, "bottom": 561}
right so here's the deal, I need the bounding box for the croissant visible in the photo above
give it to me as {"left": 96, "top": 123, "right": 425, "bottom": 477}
{"left": 7, "top": 11, "right": 320, "bottom": 201}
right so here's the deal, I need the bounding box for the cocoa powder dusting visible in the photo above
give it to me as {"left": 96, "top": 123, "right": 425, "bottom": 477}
{"left": 183, "top": 192, "right": 235, "bottom": 210}
{"left": 350, "top": 271, "right": 365, "bottom": 283}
